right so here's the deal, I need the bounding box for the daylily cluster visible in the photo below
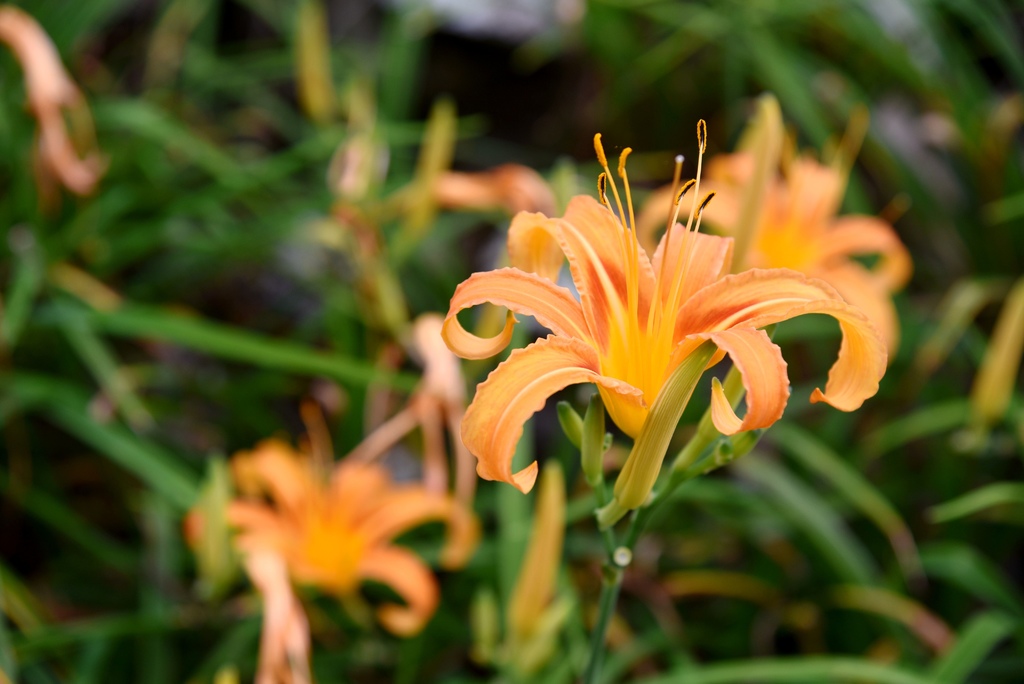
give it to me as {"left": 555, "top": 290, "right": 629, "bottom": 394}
{"left": 442, "top": 123, "right": 887, "bottom": 511}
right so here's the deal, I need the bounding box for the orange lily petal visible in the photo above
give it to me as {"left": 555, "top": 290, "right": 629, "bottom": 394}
{"left": 688, "top": 328, "right": 789, "bottom": 434}
{"left": 784, "top": 157, "right": 846, "bottom": 233}
{"left": 462, "top": 335, "right": 644, "bottom": 493}
{"left": 820, "top": 261, "right": 901, "bottom": 355}
{"left": 698, "top": 153, "right": 756, "bottom": 233}
{"left": 228, "top": 501, "right": 295, "bottom": 555}
{"left": 678, "top": 269, "right": 886, "bottom": 411}
{"left": 355, "top": 486, "right": 479, "bottom": 569}
{"left": 508, "top": 210, "right": 565, "bottom": 283}
{"left": 443, "top": 267, "right": 591, "bottom": 359}
{"left": 358, "top": 546, "right": 439, "bottom": 636}
{"left": 232, "top": 440, "right": 317, "bottom": 518}
{"left": 558, "top": 196, "right": 656, "bottom": 350}
{"left": 244, "top": 551, "right": 312, "bottom": 684}
{"left": 652, "top": 230, "right": 734, "bottom": 309}
{"left": 820, "top": 215, "right": 912, "bottom": 290}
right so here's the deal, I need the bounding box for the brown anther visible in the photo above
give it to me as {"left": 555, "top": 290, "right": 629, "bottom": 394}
{"left": 597, "top": 172, "right": 610, "bottom": 207}
{"left": 696, "top": 191, "right": 716, "bottom": 217}
{"left": 675, "top": 179, "right": 697, "bottom": 205}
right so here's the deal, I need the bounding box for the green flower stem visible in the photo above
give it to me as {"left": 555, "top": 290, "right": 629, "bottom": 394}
{"left": 582, "top": 559, "right": 625, "bottom": 684}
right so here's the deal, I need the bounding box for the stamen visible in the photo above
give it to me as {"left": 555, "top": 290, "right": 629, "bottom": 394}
{"left": 593, "top": 133, "right": 608, "bottom": 169}
{"left": 597, "top": 172, "right": 610, "bottom": 208}
{"left": 696, "top": 191, "right": 716, "bottom": 218}
{"left": 697, "top": 119, "right": 707, "bottom": 154}
{"left": 674, "top": 179, "right": 696, "bottom": 206}
{"left": 617, "top": 147, "right": 632, "bottom": 179}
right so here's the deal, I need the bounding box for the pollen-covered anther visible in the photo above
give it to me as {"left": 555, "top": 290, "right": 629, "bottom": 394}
{"left": 675, "top": 179, "right": 696, "bottom": 206}
{"left": 696, "top": 191, "right": 716, "bottom": 219}
{"left": 593, "top": 133, "right": 608, "bottom": 168}
{"left": 597, "top": 172, "right": 610, "bottom": 208}
{"left": 617, "top": 147, "right": 632, "bottom": 178}
{"left": 697, "top": 119, "right": 707, "bottom": 154}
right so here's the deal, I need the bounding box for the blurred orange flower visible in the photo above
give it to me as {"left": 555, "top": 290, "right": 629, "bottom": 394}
{"left": 228, "top": 438, "right": 479, "bottom": 636}
{"left": 0, "top": 5, "right": 105, "bottom": 202}
{"left": 698, "top": 152, "right": 912, "bottom": 353}
{"left": 434, "top": 163, "right": 556, "bottom": 216}
{"left": 442, "top": 128, "right": 886, "bottom": 494}
{"left": 245, "top": 551, "right": 312, "bottom": 684}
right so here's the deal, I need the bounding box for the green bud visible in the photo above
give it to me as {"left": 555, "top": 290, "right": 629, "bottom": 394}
{"left": 556, "top": 401, "right": 583, "bottom": 449}
{"left": 580, "top": 393, "right": 607, "bottom": 487}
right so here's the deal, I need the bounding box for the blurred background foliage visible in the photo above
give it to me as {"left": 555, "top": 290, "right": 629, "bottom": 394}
{"left": 1, "top": 0, "right": 1022, "bottom": 682}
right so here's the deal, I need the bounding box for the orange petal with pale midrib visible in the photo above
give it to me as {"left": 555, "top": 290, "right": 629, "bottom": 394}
{"left": 677, "top": 269, "right": 886, "bottom": 413}
{"left": 442, "top": 267, "right": 591, "bottom": 359}
{"left": 462, "top": 335, "right": 644, "bottom": 493}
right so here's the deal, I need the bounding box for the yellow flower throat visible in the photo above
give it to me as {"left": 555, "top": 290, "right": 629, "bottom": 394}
{"left": 592, "top": 124, "right": 716, "bottom": 436}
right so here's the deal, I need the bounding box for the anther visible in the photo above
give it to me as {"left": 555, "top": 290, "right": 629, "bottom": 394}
{"left": 696, "top": 191, "right": 716, "bottom": 217}
{"left": 593, "top": 133, "right": 608, "bottom": 168}
{"left": 597, "top": 173, "right": 609, "bottom": 207}
{"left": 675, "top": 178, "right": 696, "bottom": 205}
{"left": 697, "top": 119, "right": 707, "bottom": 154}
{"left": 618, "top": 147, "right": 632, "bottom": 178}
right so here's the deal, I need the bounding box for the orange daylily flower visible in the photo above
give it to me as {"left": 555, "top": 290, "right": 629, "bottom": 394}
{"left": 0, "top": 6, "right": 105, "bottom": 200}
{"left": 443, "top": 128, "right": 886, "bottom": 494}
{"left": 228, "top": 438, "right": 479, "bottom": 636}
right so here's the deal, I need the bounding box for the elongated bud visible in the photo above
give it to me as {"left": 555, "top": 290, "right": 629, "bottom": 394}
{"left": 507, "top": 462, "right": 565, "bottom": 643}
{"left": 295, "top": 0, "right": 336, "bottom": 124}
{"left": 556, "top": 401, "right": 583, "bottom": 449}
{"left": 598, "top": 341, "right": 717, "bottom": 527}
{"left": 580, "top": 393, "right": 607, "bottom": 487}
{"left": 970, "top": 277, "right": 1024, "bottom": 430}
{"left": 470, "top": 588, "right": 500, "bottom": 665}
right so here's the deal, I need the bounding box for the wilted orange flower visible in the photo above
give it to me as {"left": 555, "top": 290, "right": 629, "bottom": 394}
{"left": 245, "top": 551, "right": 311, "bottom": 684}
{"left": 347, "top": 313, "right": 477, "bottom": 506}
{"left": 228, "top": 438, "right": 479, "bottom": 636}
{"left": 0, "top": 5, "right": 105, "bottom": 200}
{"left": 443, "top": 126, "right": 886, "bottom": 494}
{"left": 434, "top": 164, "right": 557, "bottom": 216}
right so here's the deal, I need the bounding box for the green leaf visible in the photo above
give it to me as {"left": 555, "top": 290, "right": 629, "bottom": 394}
{"left": 636, "top": 656, "right": 938, "bottom": 684}
{"left": 77, "top": 303, "right": 417, "bottom": 391}
{"left": 772, "top": 423, "right": 921, "bottom": 581}
{"left": 928, "top": 611, "right": 1017, "bottom": 683}
{"left": 920, "top": 542, "right": 1024, "bottom": 618}
{"left": 930, "top": 483, "right": 1024, "bottom": 524}
{"left": 5, "top": 373, "right": 199, "bottom": 510}
{"left": 734, "top": 456, "right": 877, "bottom": 585}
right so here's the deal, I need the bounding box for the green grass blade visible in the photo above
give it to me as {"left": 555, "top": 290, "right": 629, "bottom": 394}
{"left": 636, "top": 656, "right": 937, "bottom": 684}
{"left": 734, "top": 456, "right": 877, "bottom": 585}
{"left": 772, "top": 423, "right": 921, "bottom": 581}
{"left": 929, "top": 483, "right": 1024, "bottom": 523}
{"left": 928, "top": 611, "right": 1017, "bottom": 683}
{"left": 6, "top": 373, "right": 199, "bottom": 510}
{"left": 920, "top": 542, "right": 1024, "bottom": 618}
{"left": 81, "top": 304, "right": 417, "bottom": 390}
